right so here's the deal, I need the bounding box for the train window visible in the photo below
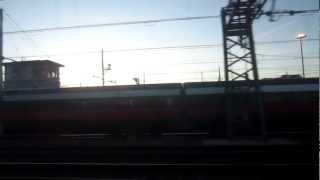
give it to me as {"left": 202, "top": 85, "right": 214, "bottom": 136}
{"left": 167, "top": 98, "right": 174, "bottom": 107}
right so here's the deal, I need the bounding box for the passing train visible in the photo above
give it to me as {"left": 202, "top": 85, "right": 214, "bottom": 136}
{"left": 0, "top": 78, "right": 318, "bottom": 138}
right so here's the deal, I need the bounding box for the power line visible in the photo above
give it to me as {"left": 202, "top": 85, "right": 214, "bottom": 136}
{"left": 142, "top": 68, "right": 319, "bottom": 78}
{"left": 256, "top": 38, "right": 319, "bottom": 45}
{"left": 103, "top": 44, "right": 221, "bottom": 53}
{"left": 6, "top": 44, "right": 221, "bottom": 59}
{"left": 153, "top": 57, "right": 319, "bottom": 67}
{"left": 4, "top": 11, "right": 40, "bottom": 52}
{"left": 2, "top": 9, "right": 318, "bottom": 35}
{"left": 3, "top": 15, "right": 221, "bottom": 34}
{"left": 6, "top": 39, "right": 319, "bottom": 59}
{"left": 102, "top": 38, "right": 316, "bottom": 53}
{"left": 257, "top": 53, "right": 320, "bottom": 59}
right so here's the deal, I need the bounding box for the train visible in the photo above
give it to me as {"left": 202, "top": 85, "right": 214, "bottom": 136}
{"left": 0, "top": 78, "right": 318, "bottom": 139}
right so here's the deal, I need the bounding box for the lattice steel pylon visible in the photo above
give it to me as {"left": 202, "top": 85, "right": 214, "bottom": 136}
{"left": 221, "top": 0, "right": 267, "bottom": 138}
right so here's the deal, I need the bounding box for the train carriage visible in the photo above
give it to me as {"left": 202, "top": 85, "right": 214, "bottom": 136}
{"left": 0, "top": 78, "right": 318, "bottom": 139}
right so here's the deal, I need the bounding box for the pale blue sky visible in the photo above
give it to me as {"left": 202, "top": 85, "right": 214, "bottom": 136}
{"left": 0, "top": 0, "right": 319, "bottom": 86}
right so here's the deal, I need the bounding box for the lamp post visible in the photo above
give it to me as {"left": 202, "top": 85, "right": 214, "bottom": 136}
{"left": 296, "top": 32, "right": 307, "bottom": 78}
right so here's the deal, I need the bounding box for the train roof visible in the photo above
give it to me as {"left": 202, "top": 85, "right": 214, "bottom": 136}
{"left": 4, "top": 78, "right": 319, "bottom": 96}
{"left": 183, "top": 78, "right": 319, "bottom": 88}
{"left": 1, "top": 78, "right": 318, "bottom": 102}
{"left": 4, "top": 83, "right": 182, "bottom": 96}
{"left": 4, "top": 78, "right": 319, "bottom": 95}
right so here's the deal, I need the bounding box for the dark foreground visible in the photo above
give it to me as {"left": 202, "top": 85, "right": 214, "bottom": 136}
{"left": 0, "top": 134, "right": 317, "bottom": 180}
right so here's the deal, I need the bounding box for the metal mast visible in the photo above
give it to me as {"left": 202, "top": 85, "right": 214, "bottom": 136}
{"left": 101, "top": 49, "right": 105, "bottom": 86}
{"left": 0, "top": 9, "right": 3, "bottom": 96}
{"left": 221, "top": 0, "right": 267, "bottom": 138}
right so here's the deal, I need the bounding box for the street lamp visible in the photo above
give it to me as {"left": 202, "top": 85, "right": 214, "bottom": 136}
{"left": 296, "top": 32, "right": 307, "bottom": 78}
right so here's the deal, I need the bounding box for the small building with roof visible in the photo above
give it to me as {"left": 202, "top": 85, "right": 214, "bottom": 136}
{"left": 3, "top": 60, "right": 64, "bottom": 90}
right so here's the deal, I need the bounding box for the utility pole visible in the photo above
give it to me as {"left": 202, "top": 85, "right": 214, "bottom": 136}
{"left": 299, "top": 38, "right": 305, "bottom": 78}
{"left": 0, "top": 9, "right": 3, "bottom": 136}
{"left": 101, "top": 48, "right": 105, "bottom": 86}
{"left": 0, "top": 9, "right": 3, "bottom": 95}
{"left": 296, "top": 33, "right": 307, "bottom": 78}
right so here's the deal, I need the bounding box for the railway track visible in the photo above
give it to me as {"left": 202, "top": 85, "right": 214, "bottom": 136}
{"left": 0, "top": 134, "right": 317, "bottom": 179}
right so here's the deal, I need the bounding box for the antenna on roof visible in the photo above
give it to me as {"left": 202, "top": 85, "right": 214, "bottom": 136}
{"left": 101, "top": 48, "right": 112, "bottom": 87}
{"left": 133, "top": 77, "right": 140, "bottom": 85}
{"left": 218, "top": 67, "right": 221, "bottom": 82}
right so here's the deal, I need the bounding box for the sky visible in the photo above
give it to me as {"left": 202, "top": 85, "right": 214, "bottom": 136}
{"left": 0, "top": 0, "right": 319, "bottom": 87}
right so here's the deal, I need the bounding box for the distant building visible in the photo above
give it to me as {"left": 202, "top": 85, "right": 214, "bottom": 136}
{"left": 3, "top": 60, "right": 64, "bottom": 90}
{"left": 262, "top": 74, "right": 303, "bottom": 80}
{"left": 279, "top": 74, "right": 303, "bottom": 79}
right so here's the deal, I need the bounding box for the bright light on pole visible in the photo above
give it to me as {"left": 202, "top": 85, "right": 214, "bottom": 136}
{"left": 296, "top": 32, "right": 307, "bottom": 39}
{"left": 296, "top": 32, "right": 307, "bottom": 78}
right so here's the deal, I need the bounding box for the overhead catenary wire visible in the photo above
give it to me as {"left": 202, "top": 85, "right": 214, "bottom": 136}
{"left": 5, "top": 38, "right": 319, "bottom": 59}
{"left": 155, "top": 57, "right": 319, "bottom": 67}
{"left": 4, "top": 11, "right": 40, "bottom": 52}
{"left": 257, "top": 54, "right": 319, "bottom": 59}
{"left": 3, "top": 15, "right": 221, "bottom": 34}
{"left": 103, "top": 38, "right": 318, "bottom": 52}
{"left": 256, "top": 38, "right": 319, "bottom": 45}
{"left": 141, "top": 69, "right": 319, "bottom": 81}
{"left": 2, "top": 9, "right": 318, "bottom": 35}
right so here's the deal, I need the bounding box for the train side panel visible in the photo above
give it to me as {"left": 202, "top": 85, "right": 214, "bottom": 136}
{"left": 0, "top": 79, "right": 318, "bottom": 138}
